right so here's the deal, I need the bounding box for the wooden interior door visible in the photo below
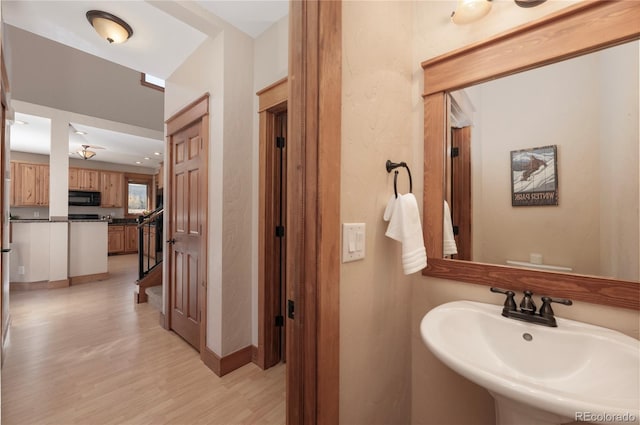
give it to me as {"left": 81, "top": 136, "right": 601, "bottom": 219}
{"left": 168, "top": 119, "right": 206, "bottom": 350}
{"left": 451, "top": 126, "right": 472, "bottom": 261}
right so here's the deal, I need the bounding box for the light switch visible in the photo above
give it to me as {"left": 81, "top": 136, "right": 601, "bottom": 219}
{"left": 343, "top": 223, "right": 365, "bottom": 263}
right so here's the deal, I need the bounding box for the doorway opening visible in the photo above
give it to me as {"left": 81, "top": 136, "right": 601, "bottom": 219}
{"left": 257, "top": 78, "right": 287, "bottom": 369}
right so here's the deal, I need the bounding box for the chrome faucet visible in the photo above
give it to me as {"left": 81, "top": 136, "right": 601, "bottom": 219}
{"left": 490, "top": 287, "right": 572, "bottom": 327}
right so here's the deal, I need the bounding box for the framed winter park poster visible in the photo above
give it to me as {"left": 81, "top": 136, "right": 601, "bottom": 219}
{"left": 510, "top": 145, "right": 558, "bottom": 207}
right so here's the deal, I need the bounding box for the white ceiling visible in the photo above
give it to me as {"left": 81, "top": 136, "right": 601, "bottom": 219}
{"left": 2, "top": 0, "right": 288, "bottom": 167}
{"left": 2, "top": 0, "right": 289, "bottom": 79}
{"left": 11, "top": 112, "right": 164, "bottom": 167}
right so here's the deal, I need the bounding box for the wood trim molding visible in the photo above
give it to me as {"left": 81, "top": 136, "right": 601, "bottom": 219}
{"left": 421, "top": 1, "right": 640, "bottom": 310}
{"left": 10, "top": 279, "right": 70, "bottom": 291}
{"left": 288, "top": 0, "right": 341, "bottom": 423}
{"left": 69, "top": 272, "right": 109, "bottom": 285}
{"left": 202, "top": 346, "right": 253, "bottom": 377}
{"left": 421, "top": 1, "right": 640, "bottom": 96}
{"left": 165, "top": 94, "right": 209, "bottom": 135}
{"left": 257, "top": 78, "right": 288, "bottom": 112}
{"left": 159, "top": 312, "right": 167, "bottom": 329}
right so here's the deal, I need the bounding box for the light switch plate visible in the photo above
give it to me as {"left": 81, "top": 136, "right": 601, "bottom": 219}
{"left": 342, "top": 223, "right": 365, "bottom": 263}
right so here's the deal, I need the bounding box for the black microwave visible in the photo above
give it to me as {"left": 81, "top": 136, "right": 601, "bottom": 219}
{"left": 68, "top": 190, "right": 101, "bottom": 206}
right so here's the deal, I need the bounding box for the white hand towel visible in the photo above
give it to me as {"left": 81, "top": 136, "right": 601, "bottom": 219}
{"left": 384, "top": 193, "right": 427, "bottom": 274}
{"left": 443, "top": 200, "right": 458, "bottom": 256}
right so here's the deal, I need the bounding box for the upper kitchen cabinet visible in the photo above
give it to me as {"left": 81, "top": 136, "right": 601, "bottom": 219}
{"left": 100, "top": 171, "right": 124, "bottom": 208}
{"left": 12, "top": 161, "right": 49, "bottom": 206}
{"left": 69, "top": 167, "right": 100, "bottom": 191}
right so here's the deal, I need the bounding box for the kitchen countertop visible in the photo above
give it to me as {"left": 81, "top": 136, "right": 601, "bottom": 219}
{"left": 11, "top": 218, "right": 110, "bottom": 223}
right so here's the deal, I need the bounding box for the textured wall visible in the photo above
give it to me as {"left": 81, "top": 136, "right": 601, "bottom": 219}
{"left": 340, "top": 2, "right": 414, "bottom": 424}
{"left": 220, "top": 28, "right": 254, "bottom": 356}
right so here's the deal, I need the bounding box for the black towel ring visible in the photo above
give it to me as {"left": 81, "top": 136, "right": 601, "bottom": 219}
{"left": 386, "top": 160, "right": 412, "bottom": 198}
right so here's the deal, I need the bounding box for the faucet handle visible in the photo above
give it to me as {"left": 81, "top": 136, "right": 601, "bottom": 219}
{"left": 490, "top": 287, "right": 517, "bottom": 315}
{"left": 540, "top": 296, "right": 573, "bottom": 318}
{"left": 519, "top": 290, "right": 536, "bottom": 314}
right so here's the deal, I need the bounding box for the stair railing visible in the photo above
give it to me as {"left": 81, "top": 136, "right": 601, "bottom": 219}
{"left": 137, "top": 206, "right": 164, "bottom": 280}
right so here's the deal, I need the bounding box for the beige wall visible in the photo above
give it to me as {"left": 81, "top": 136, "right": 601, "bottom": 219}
{"left": 165, "top": 24, "right": 255, "bottom": 357}
{"left": 340, "top": 2, "right": 414, "bottom": 424}
{"left": 598, "top": 42, "right": 640, "bottom": 281}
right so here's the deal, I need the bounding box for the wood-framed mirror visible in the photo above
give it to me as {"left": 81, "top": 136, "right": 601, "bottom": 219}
{"left": 421, "top": 1, "right": 640, "bottom": 310}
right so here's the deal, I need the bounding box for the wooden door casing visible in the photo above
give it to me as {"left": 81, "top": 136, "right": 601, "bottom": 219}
{"left": 451, "top": 127, "right": 471, "bottom": 261}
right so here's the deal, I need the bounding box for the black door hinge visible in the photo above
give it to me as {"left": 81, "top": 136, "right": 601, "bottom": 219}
{"left": 276, "top": 136, "right": 286, "bottom": 149}
{"left": 275, "top": 315, "right": 284, "bottom": 327}
{"left": 451, "top": 147, "right": 460, "bottom": 157}
{"left": 275, "top": 226, "right": 285, "bottom": 237}
{"left": 287, "top": 300, "right": 295, "bottom": 319}
{"left": 452, "top": 225, "right": 459, "bottom": 236}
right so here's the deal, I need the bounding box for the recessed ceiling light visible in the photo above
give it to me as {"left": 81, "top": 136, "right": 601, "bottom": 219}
{"left": 74, "top": 130, "right": 87, "bottom": 135}
{"left": 14, "top": 120, "right": 27, "bottom": 125}
{"left": 135, "top": 161, "right": 142, "bottom": 164}
{"left": 144, "top": 157, "right": 150, "bottom": 160}
{"left": 154, "top": 152, "right": 161, "bottom": 156}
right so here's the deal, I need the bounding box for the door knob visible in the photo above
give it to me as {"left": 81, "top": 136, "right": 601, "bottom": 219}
{"left": 166, "top": 238, "right": 176, "bottom": 245}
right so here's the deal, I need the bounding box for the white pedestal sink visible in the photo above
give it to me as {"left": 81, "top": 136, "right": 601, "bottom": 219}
{"left": 420, "top": 300, "right": 640, "bottom": 425}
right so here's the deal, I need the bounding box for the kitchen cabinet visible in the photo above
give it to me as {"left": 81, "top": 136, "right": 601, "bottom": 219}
{"left": 69, "top": 168, "right": 100, "bottom": 191}
{"left": 108, "top": 225, "right": 125, "bottom": 254}
{"left": 12, "top": 161, "right": 49, "bottom": 206}
{"left": 143, "top": 225, "right": 157, "bottom": 260}
{"left": 125, "top": 225, "right": 138, "bottom": 253}
{"left": 109, "top": 224, "right": 138, "bottom": 255}
{"left": 100, "top": 171, "right": 124, "bottom": 208}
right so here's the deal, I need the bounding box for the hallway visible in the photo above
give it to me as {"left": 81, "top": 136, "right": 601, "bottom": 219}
{"left": 1, "top": 255, "right": 285, "bottom": 425}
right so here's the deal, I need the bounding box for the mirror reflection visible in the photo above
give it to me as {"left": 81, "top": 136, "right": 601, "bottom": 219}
{"left": 444, "top": 40, "right": 639, "bottom": 282}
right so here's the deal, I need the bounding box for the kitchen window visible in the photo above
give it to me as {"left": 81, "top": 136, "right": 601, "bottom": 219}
{"left": 126, "top": 174, "right": 153, "bottom": 217}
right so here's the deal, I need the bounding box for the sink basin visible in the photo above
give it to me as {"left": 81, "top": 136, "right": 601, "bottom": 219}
{"left": 420, "top": 300, "right": 640, "bottom": 425}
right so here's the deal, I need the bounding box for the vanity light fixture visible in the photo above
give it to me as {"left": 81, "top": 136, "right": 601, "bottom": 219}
{"left": 514, "top": 0, "right": 547, "bottom": 8}
{"left": 86, "top": 10, "right": 133, "bottom": 44}
{"left": 451, "top": 0, "right": 493, "bottom": 25}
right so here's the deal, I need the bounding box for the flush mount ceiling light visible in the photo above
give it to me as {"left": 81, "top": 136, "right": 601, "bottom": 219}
{"left": 78, "top": 145, "right": 96, "bottom": 160}
{"left": 86, "top": 10, "right": 133, "bottom": 44}
{"left": 451, "top": 0, "right": 493, "bottom": 24}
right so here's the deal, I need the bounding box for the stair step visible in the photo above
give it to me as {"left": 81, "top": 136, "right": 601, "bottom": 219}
{"left": 146, "top": 285, "right": 162, "bottom": 312}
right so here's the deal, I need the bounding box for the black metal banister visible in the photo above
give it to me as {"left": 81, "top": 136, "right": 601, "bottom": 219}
{"left": 137, "top": 207, "right": 163, "bottom": 280}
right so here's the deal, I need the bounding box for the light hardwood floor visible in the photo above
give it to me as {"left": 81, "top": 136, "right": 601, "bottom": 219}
{"left": 1, "top": 255, "right": 285, "bottom": 425}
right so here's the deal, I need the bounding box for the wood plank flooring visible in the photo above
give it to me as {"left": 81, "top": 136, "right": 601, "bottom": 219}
{"left": 1, "top": 255, "right": 285, "bottom": 425}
